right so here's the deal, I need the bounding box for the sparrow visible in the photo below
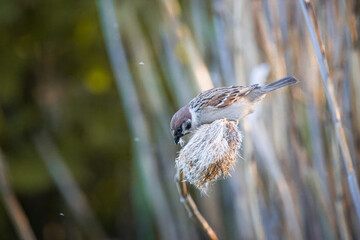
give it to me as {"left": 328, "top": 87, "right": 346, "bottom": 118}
{"left": 170, "top": 76, "right": 298, "bottom": 145}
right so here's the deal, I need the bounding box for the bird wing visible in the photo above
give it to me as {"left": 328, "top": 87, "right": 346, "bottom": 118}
{"left": 189, "top": 84, "right": 259, "bottom": 111}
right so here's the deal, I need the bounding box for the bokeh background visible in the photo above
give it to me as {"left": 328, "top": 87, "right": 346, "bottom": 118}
{"left": 0, "top": 0, "right": 359, "bottom": 239}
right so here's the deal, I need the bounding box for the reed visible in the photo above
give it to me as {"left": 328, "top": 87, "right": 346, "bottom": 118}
{"left": 298, "top": 0, "right": 360, "bottom": 225}
{"left": 0, "top": 150, "right": 36, "bottom": 240}
{"left": 3, "top": 0, "right": 359, "bottom": 238}
{"left": 98, "top": 0, "right": 360, "bottom": 238}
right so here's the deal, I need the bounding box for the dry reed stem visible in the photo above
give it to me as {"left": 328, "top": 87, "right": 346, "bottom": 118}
{"left": 33, "top": 132, "right": 107, "bottom": 240}
{"left": 298, "top": 0, "right": 360, "bottom": 223}
{"left": 249, "top": 120, "right": 303, "bottom": 240}
{"left": 160, "top": 0, "right": 214, "bottom": 91}
{"left": 331, "top": 136, "right": 351, "bottom": 240}
{"left": 175, "top": 170, "right": 219, "bottom": 240}
{"left": 98, "top": 0, "right": 180, "bottom": 239}
{"left": 0, "top": 150, "right": 36, "bottom": 240}
{"left": 122, "top": 11, "right": 172, "bottom": 132}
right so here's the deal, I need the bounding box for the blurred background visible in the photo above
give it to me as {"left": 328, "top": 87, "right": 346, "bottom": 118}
{"left": 0, "top": 0, "right": 359, "bottom": 239}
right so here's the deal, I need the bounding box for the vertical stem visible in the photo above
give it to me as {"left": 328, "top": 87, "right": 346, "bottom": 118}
{"left": 298, "top": 0, "right": 360, "bottom": 224}
{"left": 0, "top": 150, "right": 36, "bottom": 240}
{"left": 33, "top": 132, "right": 107, "bottom": 240}
{"left": 98, "top": 0, "right": 179, "bottom": 239}
{"left": 175, "top": 170, "right": 219, "bottom": 240}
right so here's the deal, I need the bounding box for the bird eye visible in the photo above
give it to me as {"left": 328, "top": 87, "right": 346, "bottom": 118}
{"left": 176, "top": 127, "right": 182, "bottom": 133}
{"left": 185, "top": 122, "right": 191, "bottom": 130}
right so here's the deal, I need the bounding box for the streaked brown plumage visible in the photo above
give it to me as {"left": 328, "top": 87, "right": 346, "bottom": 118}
{"left": 170, "top": 76, "right": 298, "bottom": 145}
{"left": 189, "top": 85, "right": 258, "bottom": 111}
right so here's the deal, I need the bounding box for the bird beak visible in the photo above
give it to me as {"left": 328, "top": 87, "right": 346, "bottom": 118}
{"left": 174, "top": 133, "right": 183, "bottom": 145}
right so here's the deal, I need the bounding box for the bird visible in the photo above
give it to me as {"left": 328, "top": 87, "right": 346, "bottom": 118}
{"left": 170, "top": 76, "right": 298, "bottom": 145}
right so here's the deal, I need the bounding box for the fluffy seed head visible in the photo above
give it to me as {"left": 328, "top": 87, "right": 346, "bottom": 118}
{"left": 176, "top": 119, "right": 242, "bottom": 193}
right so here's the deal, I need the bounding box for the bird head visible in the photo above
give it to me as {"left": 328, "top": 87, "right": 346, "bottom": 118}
{"left": 170, "top": 106, "right": 193, "bottom": 145}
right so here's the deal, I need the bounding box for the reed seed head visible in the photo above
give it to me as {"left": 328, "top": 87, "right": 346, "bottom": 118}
{"left": 176, "top": 119, "right": 242, "bottom": 193}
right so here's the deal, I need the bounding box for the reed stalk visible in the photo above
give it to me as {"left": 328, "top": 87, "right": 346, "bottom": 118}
{"left": 0, "top": 150, "right": 36, "bottom": 240}
{"left": 33, "top": 132, "right": 107, "bottom": 240}
{"left": 298, "top": 0, "right": 360, "bottom": 224}
{"left": 98, "top": 0, "right": 180, "bottom": 238}
{"left": 175, "top": 170, "right": 219, "bottom": 240}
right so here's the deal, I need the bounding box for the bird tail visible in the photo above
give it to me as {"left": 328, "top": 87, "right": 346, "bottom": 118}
{"left": 262, "top": 76, "right": 298, "bottom": 93}
{"left": 246, "top": 76, "right": 298, "bottom": 101}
